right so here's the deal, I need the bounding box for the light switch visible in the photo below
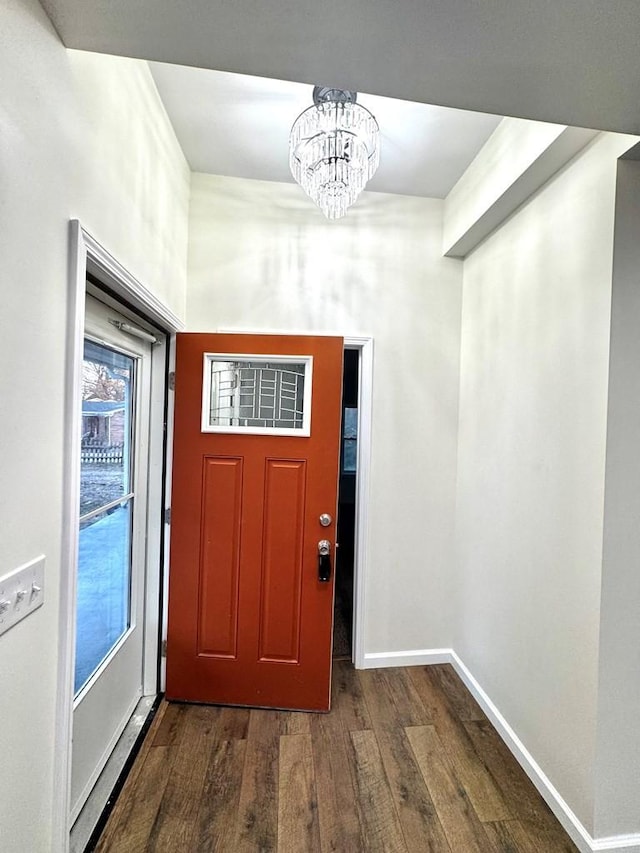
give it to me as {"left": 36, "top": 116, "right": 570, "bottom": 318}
{"left": 0, "top": 556, "right": 45, "bottom": 637}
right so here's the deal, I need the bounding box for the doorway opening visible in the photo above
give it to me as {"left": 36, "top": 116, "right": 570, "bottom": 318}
{"left": 333, "top": 348, "right": 359, "bottom": 660}
{"left": 57, "top": 222, "right": 183, "bottom": 853}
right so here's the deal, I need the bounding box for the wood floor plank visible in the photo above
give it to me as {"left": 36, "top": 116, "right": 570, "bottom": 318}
{"left": 431, "top": 665, "right": 485, "bottom": 722}
{"left": 234, "top": 709, "right": 282, "bottom": 852}
{"left": 277, "top": 734, "right": 321, "bottom": 853}
{"left": 349, "top": 729, "right": 408, "bottom": 853}
{"left": 464, "top": 720, "right": 579, "bottom": 850}
{"left": 194, "top": 738, "right": 247, "bottom": 852}
{"left": 360, "top": 668, "right": 432, "bottom": 729}
{"left": 332, "top": 660, "right": 372, "bottom": 732}
{"left": 463, "top": 719, "right": 546, "bottom": 820}
{"left": 279, "top": 709, "right": 311, "bottom": 736}
{"left": 95, "top": 746, "right": 174, "bottom": 853}
{"left": 360, "top": 670, "right": 451, "bottom": 851}
{"left": 484, "top": 817, "right": 579, "bottom": 853}
{"left": 152, "top": 701, "right": 187, "bottom": 747}
{"left": 505, "top": 817, "right": 579, "bottom": 852}
{"left": 483, "top": 819, "right": 539, "bottom": 853}
{"left": 463, "top": 718, "right": 548, "bottom": 821}
{"left": 215, "top": 705, "right": 251, "bottom": 740}
{"left": 379, "top": 667, "right": 434, "bottom": 726}
{"left": 309, "top": 707, "right": 364, "bottom": 852}
{"left": 409, "top": 666, "right": 511, "bottom": 822}
{"left": 406, "top": 725, "right": 501, "bottom": 853}
{"left": 145, "top": 704, "right": 217, "bottom": 851}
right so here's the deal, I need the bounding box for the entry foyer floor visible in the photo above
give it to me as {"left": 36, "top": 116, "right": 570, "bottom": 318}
{"left": 95, "top": 663, "right": 578, "bottom": 852}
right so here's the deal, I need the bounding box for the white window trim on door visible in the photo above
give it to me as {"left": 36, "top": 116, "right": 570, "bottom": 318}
{"left": 53, "top": 221, "right": 183, "bottom": 852}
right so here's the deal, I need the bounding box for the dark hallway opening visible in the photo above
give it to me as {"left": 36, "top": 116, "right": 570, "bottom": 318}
{"left": 333, "top": 348, "right": 358, "bottom": 659}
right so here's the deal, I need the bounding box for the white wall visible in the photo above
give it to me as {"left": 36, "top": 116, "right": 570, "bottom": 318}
{"left": 594, "top": 157, "right": 640, "bottom": 839}
{"left": 66, "top": 51, "right": 190, "bottom": 316}
{"left": 454, "top": 132, "right": 636, "bottom": 834}
{"left": 0, "top": 3, "right": 189, "bottom": 851}
{"left": 187, "top": 174, "right": 462, "bottom": 656}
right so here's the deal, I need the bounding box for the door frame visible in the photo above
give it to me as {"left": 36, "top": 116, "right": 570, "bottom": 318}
{"left": 345, "top": 336, "right": 373, "bottom": 670}
{"left": 53, "top": 221, "right": 183, "bottom": 851}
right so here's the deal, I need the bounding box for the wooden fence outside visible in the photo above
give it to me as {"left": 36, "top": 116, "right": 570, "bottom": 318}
{"left": 81, "top": 445, "right": 124, "bottom": 464}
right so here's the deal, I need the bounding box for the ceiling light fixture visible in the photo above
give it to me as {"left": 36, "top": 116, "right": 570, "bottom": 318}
{"left": 289, "top": 86, "right": 380, "bottom": 220}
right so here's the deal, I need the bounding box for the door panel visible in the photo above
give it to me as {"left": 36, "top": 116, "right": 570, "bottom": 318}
{"left": 167, "top": 333, "right": 343, "bottom": 711}
{"left": 259, "top": 458, "right": 307, "bottom": 663}
{"left": 198, "top": 455, "right": 243, "bottom": 658}
{"left": 71, "top": 296, "right": 152, "bottom": 821}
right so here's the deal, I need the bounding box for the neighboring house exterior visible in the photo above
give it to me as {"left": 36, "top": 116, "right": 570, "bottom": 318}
{"left": 2, "top": 2, "right": 640, "bottom": 852}
{"left": 81, "top": 401, "right": 125, "bottom": 449}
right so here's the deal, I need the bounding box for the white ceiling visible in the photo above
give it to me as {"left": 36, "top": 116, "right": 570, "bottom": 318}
{"left": 40, "top": 0, "right": 640, "bottom": 135}
{"left": 149, "top": 63, "right": 502, "bottom": 198}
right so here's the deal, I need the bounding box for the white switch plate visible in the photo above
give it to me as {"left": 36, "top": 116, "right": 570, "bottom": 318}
{"left": 0, "top": 555, "right": 45, "bottom": 637}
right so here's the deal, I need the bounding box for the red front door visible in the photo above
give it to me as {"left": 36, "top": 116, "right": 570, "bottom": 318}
{"left": 166, "top": 333, "right": 343, "bottom": 711}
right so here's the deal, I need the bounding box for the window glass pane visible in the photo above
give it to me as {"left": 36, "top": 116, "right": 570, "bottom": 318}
{"left": 206, "top": 358, "right": 308, "bottom": 431}
{"left": 343, "top": 407, "right": 358, "bottom": 439}
{"left": 76, "top": 339, "right": 136, "bottom": 697}
{"left": 342, "top": 407, "right": 358, "bottom": 473}
{"left": 343, "top": 440, "right": 357, "bottom": 472}
{"left": 75, "top": 501, "right": 132, "bottom": 694}
{"left": 81, "top": 341, "right": 134, "bottom": 515}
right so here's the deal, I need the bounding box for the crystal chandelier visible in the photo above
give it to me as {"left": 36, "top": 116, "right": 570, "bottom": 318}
{"left": 289, "top": 86, "right": 380, "bottom": 220}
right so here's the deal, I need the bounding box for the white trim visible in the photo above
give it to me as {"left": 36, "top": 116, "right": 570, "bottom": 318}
{"left": 80, "top": 223, "right": 184, "bottom": 333}
{"left": 344, "top": 336, "right": 373, "bottom": 670}
{"left": 159, "top": 335, "right": 177, "bottom": 693}
{"left": 361, "top": 645, "right": 640, "bottom": 853}
{"left": 200, "top": 352, "right": 313, "bottom": 436}
{"left": 362, "top": 648, "right": 453, "bottom": 669}
{"left": 590, "top": 838, "right": 640, "bottom": 852}
{"left": 54, "top": 222, "right": 181, "bottom": 853}
{"left": 53, "top": 221, "right": 87, "bottom": 853}
{"left": 144, "top": 334, "right": 168, "bottom": 696}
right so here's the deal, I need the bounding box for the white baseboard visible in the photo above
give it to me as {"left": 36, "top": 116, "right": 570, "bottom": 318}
{"left": 362, "top": 648, "right": 454, "bottom": 669}
{"left": 362, "top": 647, "right": 640, "bottom": 853}
{"left": 590, "top": 838, "right": 640, "bottom": 853}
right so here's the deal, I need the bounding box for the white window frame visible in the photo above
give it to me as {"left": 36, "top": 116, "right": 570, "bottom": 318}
{"left": 201, "top": 353, "right": 313, "bottom": 436}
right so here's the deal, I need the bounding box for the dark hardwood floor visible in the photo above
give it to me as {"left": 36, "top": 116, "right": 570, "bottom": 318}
{"left": 95, "top": 663, "right": 578, "bottom": 852}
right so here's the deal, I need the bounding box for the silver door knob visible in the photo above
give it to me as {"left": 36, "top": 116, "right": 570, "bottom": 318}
{"left": 319, "top": 513, "right": 332, "bottom": 527}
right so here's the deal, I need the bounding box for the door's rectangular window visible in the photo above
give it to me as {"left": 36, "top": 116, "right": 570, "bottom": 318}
{"left": 202, "top": 355, "right": 313, "bottom": 436}
{"left": 75, "top": 341, "right": 135, "bottom": 695}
